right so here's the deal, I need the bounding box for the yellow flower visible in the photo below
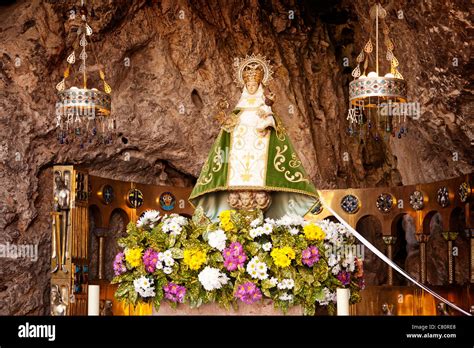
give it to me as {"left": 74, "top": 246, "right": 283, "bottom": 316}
{"left": 271, "top": 247, "right": 295, "bottom": 268}
{"left": 183, "top": 248, "right": 207, "bottom": 270}
{"left": 219, "top": 210, "right": 231, "bottom": 221}
{"left": 125, "top": 248, "right": 143, "bottom": 268}
{"left": 281, "top": 246, "right": 296, "bottom": 259}
{"left": 303, "top": 223, "right": 326, "bottom": 241}
{"left": 219, "top": 210, "right": 236, "bottom": 232}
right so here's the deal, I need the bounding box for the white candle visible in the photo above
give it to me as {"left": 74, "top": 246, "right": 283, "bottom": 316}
{"left": 336, "top": 288, "right": 350, "bottom": 316}
{"left": 88, "top": 285, "right": 100, "bottom": 316}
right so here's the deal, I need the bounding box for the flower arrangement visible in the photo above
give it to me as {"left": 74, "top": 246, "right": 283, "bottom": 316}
{"left": 112, "top": 209, "right": 364, "bottom": 315}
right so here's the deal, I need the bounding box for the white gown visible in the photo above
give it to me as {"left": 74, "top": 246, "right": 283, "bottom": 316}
{"left": 228, "top": 85, "right": 276, "bottom": 188}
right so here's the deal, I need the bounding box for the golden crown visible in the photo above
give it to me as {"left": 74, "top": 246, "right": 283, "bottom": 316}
{"left": 242, "top": 65, "right": 264, "bottom": 83}
{"left": 234, "top": 54, "right": 273, "bottom": 87}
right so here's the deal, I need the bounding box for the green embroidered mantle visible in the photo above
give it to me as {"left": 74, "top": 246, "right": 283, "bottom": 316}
{"left": 189, "top": 123, "right": 319, "bottom": 220}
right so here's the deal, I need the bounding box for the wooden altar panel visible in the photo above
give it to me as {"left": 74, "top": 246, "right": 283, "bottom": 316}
{"left": 52, "top": 165, "right": 473, "bottom": 316}
{"left": 88, "top": 174, "right": 193, "bottom": 228}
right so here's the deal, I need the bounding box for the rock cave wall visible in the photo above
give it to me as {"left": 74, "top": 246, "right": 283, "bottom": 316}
{"left": 0, "top": 0, "right": 472, "bottom": 314}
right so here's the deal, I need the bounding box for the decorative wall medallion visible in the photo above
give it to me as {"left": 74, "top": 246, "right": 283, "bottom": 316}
{"left": 436, "top": 186, "right": 450, "bottom": 208}
{"left": 159, "top": 192, "right": 176, "bottom": 211}
{"left": 98, "top": 184, "right": 114, "bottom": 205}
{"left": 127, "top": 188, "right": 143, "bottom": 208}
{"left": 310, "top": 197, "right": 323, "bottom": 215}
{"left": 409, "top": 190, "right": 424, "bottom": 210}
{"left": 341, "top": 194, "right": 360, "bottom": 214}
{"left": 458, "top": 182, "right": 471, "bottom": 203}
{"left": 376, "top": 193, "right": 394, "bottom": 213}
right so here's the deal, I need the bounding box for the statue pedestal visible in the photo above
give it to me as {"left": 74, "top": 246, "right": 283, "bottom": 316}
{"left": 152, "top": 299, "right": 303, "bottom": 315}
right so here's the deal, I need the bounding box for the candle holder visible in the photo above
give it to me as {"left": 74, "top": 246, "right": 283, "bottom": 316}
{"left": 336, "top": 288, "right": 351, "bottom": 316}
{"left": 381, "top": 303, "right": 394, "bottom": 316}
{"left": 87, "top": 284, "right": 100, "bottom": 316}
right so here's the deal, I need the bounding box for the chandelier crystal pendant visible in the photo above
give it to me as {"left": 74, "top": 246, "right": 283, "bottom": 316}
{"left": 347, "top": 3, "right": 408, "bottom": 142}
{"left": 55, "top": 3, "right": 114, "bottom": 146}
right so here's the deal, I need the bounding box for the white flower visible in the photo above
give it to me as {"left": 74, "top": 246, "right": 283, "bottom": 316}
{"left": 250, "top": 218, "right": 261, "bottom": 228}
{"left": 155, "top": 260, "right": 163, "bottom": 270}
{"left": 327, "top": 253, "right": 338, "bottom": 267}
{"left": 289, "top": 227, "right": 300, "bottom": 235}
{"left": 249, "top": 269, "right": 258, "bottom": 278}
{"left": 136, "top": 210, "right": 161, "bottom": 229}
{"left": 342, "top": 251, "right": 355, "bottom": 266}
{"left": 286, "top": 279, "right": 295, "bottom": 289}
{"left": 345, "top": 261, "right": 356, "bottom": 273}
{"left": 198, "top": 267, "right": 229, "bottom": 291}
{"left": 162, "top": 214, "right": 188, "bottom": 235}
{"left": 262, "top": 223, "right": 273, "bottom": 235}
{"left": 250, "top": 227, "right": 265, "bottom": 238}
{"left": 262, "top": 242, "right": 272, "bottom": 252}
{"left": 157, "top": 249, "right": 175, "bottom": 267}
{"left": 269, "top": 277, "right": 278, "bottom": 286}
{"left": 314, "top": 220, "right": 351, "bottom": 246}
{"left": 249, "top": 228, "right": 261, "bottom": 239}
{"left": 331, "top": 264, "right": 341, "bottom": 275}
{"left": 317, "top": 287, "right": 336, "bottom": 305}
{"left": 133, "top": 276, "right": 155, "bottom": 298}
{"left": 207, "top": 229, "right": 227, "bottom": 251}
{"left": 169, "top": 222, "right": 180, "bottom": 233}
{"left": 264, "top": 217, "right": 276, "bottom": 225}
{"left": 276, "top": 213, "right": 306, "bottom": 228}
{"left": 279, "top": 292, "right": 294, "bottom": 301}
{"left": 164, "top": 257, "right": 175, "bottom": 267}
{"left": 277, "top": 278, "right": 294, "bottom": 290}
{"left": 246, "top": 256, "right": 268, "bottom": 280}
{"left": 163, "top": 266, "right": 173, "bottom": 274}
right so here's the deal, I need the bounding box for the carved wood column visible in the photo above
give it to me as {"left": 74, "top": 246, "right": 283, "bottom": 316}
{"left": 442, "top": 231, "right": 458, "bottom": 284}
{"left": 382, "top": 236, "right": 397, "bottom": 285}
{"left": 415, "top": 232, "right": 430, "bottom": 284}
{"left": 469, "top": 228, "right": 474, "bottom": 284}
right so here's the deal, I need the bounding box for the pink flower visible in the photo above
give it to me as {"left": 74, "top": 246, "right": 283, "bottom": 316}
{"left": 113, "top": 252, "right": 126, "bottom": 276}
{"left": 163, "top": 282, "right": 186, "bottom": 303}
{"left": 302, "top": 245, "right": 320, "bottom": 267}
{"left": 230, "top": 242, "right": 243, "bottom": 256}
{"left": 222, "top": 242, "right": 247, "bottom": 271}
{"left": 337, "top": 271, "right": 351, "bottom": 286}
{"left": 143, "top": 248, "right": 159, "bottom": 273}
{"left": 302, "top": 249, "right": 311, "bottom": 259}
{"left": 234, "top": 282, "right": 262, "bottom": 304}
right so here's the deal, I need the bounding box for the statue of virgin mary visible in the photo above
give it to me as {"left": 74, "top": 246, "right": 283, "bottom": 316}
{"left": 189, "top": 54, "right": 320, "bottom": 221}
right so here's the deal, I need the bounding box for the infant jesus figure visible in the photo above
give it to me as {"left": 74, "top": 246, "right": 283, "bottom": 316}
{"left": 255, "top": 88, "right": 277, "bottom": 136}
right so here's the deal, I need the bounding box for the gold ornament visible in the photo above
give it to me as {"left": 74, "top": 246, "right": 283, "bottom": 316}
{"left": 234, "top": 54, "right": 274, "bottom": 87}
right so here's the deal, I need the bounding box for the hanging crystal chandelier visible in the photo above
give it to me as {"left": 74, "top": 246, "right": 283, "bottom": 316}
{"left": 55, "top": 2, "right": 114, "bottom": 146}
{"left": 347, "top": 3, "right": 408, "bottom": 142}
